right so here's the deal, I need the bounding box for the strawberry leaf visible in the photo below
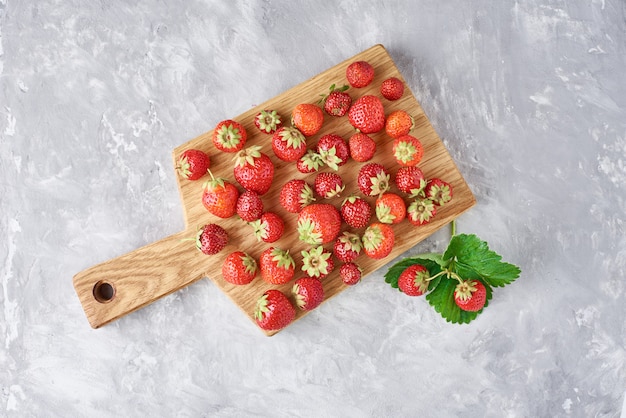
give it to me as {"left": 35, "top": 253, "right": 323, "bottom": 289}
{"left": 426, "top": 278, "right": 493, "bottom": 324}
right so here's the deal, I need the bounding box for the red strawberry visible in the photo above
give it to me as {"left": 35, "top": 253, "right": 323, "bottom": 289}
{"left": 194, "top": 224, "right": 228, "bottom": 255}
{"left": 291, "top": 103, "right": 324, "bottom": 136}
{"left": 300, "top": 246, "right": 334, "bottom": 279}
{"left": 254, "top": 109, "right": 283, "bottom": 134}
{"left": 340, "top": 195, "right": 372, "bottom": 229}
{"left": 333, "top": 231, "right": 363, "bottom": 263}
{"left": 407, "top": 198, "right": 437, "bottom": 226}
{"left": 346, "top": 60, "right": 374, "bottom": 88}
{"left": 297, "top": 150, "right": 325, "bottom": 174}
{"left": 398, "top": 264, "right": 430, "bottom": 296}
{"left": 233, "top": 146, "right": 275, "bottom": 195}
{"left": 221, "top": 251, "right": 258, "bottom": 285}
{"left": 279, "top": 179, "right": 315, "bottom": 213}
{"left": 454, "top": 280, "right": 487, "bottom": 312}
{"left": 340, "top": 262, "right": 362, "bottom": 286}
{"left": 259, "top": 247, "right": 296, "bottom": 285}
{"left": 319, "top": 84, "right": 352, "bottom": 117}
{"left": 176, "top": 149, "right": 210, "bottom": 180}
{"left": 212, "top": 119, "right": 247, "bottom": 153}
{"left": 236, "top": 190, "right": 263, "bottom": 222}
{"left": 272, "top": 126, "right": 307, "bottom": 162}
{"left": 292, "top": 277, "right": 325, "bottom": 311}
{"left": 380, "top": 77, "right": 404, "bottom": 101}
{"left": 395, "top": 166, "right": 427, "bottom": 196}
{"left": 425, "top": 178, "right": 453, "bottom": 206}
{"left": 348, "top": 132, "right": 376, "bottom": 162}
{"left": 297, "top": 203, "right": 342, "bottom": 246}
{"left": 254, "top": 289, "right": 296, "bottom": 331}
{"left": 348, "top": 95, "right": 385, "bottom": 134}
{"left": 362, "top": 222, "right": 395, "bottom": 259}
{"left": 314, "top": 172, "right": 344, "bottom": 199}
{"left": 317, "top": 134, "right": 349, "bottom": 170}
{"left": 202, "top": 173, "right": 240, "bottom": 218}
{"left": 392, "top": 134, "right": 424, "bottom": 166}
{"left": 385, "top": 110, "right": 414, "bottom": 139}
{"left": 375, "top": 193, "right": 407, "bottom": 224}
{"left": 250, "top": 212, "right": 284, "bottom": 243}
{"left": 357, "top": 163, "right": 390, "bottom": 197}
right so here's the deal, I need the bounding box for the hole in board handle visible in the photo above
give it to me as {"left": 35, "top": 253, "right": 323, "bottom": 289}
{"left": 93, "top": 281, "right": 116, "bottom": 303}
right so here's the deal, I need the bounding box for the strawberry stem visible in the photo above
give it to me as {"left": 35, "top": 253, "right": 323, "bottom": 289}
{"left": 451, "top": 219, "right": 457, "bottom": 238}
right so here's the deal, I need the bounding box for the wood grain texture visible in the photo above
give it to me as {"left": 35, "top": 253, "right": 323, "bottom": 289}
{"left": 73, "top": 44, "right": 476, "bottom": 334}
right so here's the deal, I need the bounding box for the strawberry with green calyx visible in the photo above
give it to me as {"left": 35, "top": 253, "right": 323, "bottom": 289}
{"left": 317, "top": 134, "right": 350, "bottom": 170}
{"left": 254, "top": 109, "right": 283, "bottom": 134}
{"left": 202, "top": 172, "right": 240, "bottom": 219}
{"left": 362, "top": 222, "right": 395, "bottom": 260}
{"left": 279, "top": 179, "right": 315, "bottom": 213}
{"left": 380, "top": 77, "right": 404, "bottom": 101}
{"left": 333, "top": 231, "right": 363, "bottom": 263}
{"left": 319, "top": 84, "right": 352, "bottom": 117}
{"left": 297, "top": 203, "right": 342, "bottom": 246}
{"left": 375, "top": 193, "right": 407, "bottom": 224}
{"left": 292, "top": 103, "right": 324, "bottom": 137}
{"left": 348, "top": 95, "right": 385, "bottom": 134}
{"left": 425, "top": 178, "right": 453, "bottom": 206}
{"left": 236, "top": 190, "right": 263, "bottom": 222}
{"left": 340, "top": 262, "right": 362, "bottom": 286}
{"left": 392, "top": 134, "right": 424, "bottom": 167}
{"left": 346, "top": 60, "right": 374, "bottom": 88}
{"left": 192, "top": 224, "right": 228, "bottom": 255}
{"left": 340, "top": 195, "right": 372, "bottom": 229}
{"left": 233, "top": 146, "right": 275, "bottom": 195}
{"left": 297, "top": 150, "right": 325, "bottom": 174}
{"left": 250, "top": 212, "right": 284, "bottom": 243}
{"left": 407, "top": 198, "right": 437, "bottom": 226}
{"left": 176, "top": 149, "right": 210, "bottom": 181}
{"left": 255, "top": 289, "right": 296, "bottom": 331}
{"left": 272, "top": 126, "right": 307, "bottom": 162}
{"left": 454, "top": 280, "right": 487, "bottom": 312}
{"left": 395, "top": 166, "right": 427, "bottom": 197}
{"left": 213, "top": 119, "right": 247, "bottom": 153}
{"left": 385, "top": 110, "right": 414, "bottom": 139}
{"left": 314, "top": 172, "right": 345, "bottom": 199}
{"left": 357, "top": 162, "right": 390, "bottom": 197}
{"left": 301, "top": 246, "right": 334, "bottom": 279}
{"left": 222, "top": 251, "right": 258, "bottom": 285}
{"left": 292, "top": 277, "right": 325, "bottom": 311}
{"left": 259, "top": 247, "right": 296, "bottom": 285}
{"left": 397, "top": 264, "right": 430, "bottom": 296}
{"left": 348, "top": 132, "right": 376, "bottom": 162}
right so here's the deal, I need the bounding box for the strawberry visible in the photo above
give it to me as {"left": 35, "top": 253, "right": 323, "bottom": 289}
{"left": 314, "top": 172, "right": 344, "bottom": 199}
{"left": 348, "top": 132, "right": 376, "bottom": 162}
{"left": 233, "top": 146, "right": 275, "bottom": 195}
{"left": 392, "top": 134, "right": 424, "bottom": 166}
{"left": 221, "top": 251, "right": 258, "bottom": 285}
{"left": 425, "top": 178, "right": 453, "bottom": 206}
{"left": 317, "top": 134, "right": 349, "bottom": 170}
{"left": 454, "top": 280, "right": 487, "bottom": 312}
{"left": 292, "top": 277, "right": 324, "bottom": 311}
{"left": 357, "top": 163, "right": 390, "bottom": 197}
{"left": 375, "top": 193, "right": 407, "bottom": 224}
{"left": 407, "top": 198, "right": 437, "bottom": 226}
{"left": 397, "top": 264, "right": 430, "bottom": 296}
{"left": 202, "top": 173, "right": 240, "bottom": 218}
{"left": 279, "top": 179, "right": 315, "bottom": 213}
{"left": 272, "top": 126, "right": 307, "bottom": 162}
{"left": 380, "top": 77, "right": 404, "bottom": 101}
{"left": 319, "top": 84, "right": 352, "bottom": 116}
{"left": 194, "top": 224, "right": 228, "bottom": 255}
{"left": 254, "top": 109, "right": 282, "bottom": 134}
{"left": 291, "top": 103, "right": 324, "bottom": 136}
{"left": 348, "top": 95, "right": 385, "bottom": 134}
{"left": 250, "top": 212, "right": 284, "bottom": 243}
{"left": 339, "top": 262, "right": 362, "bottom": 286}
{"left": 254, "top": 289, "right": 296, "bottom": 331}
{"left": 333, "top": 231, "right": 363, "bottom": 263}
{"left": 385, "top": 110, "right": 414, "bottom": 139}
{"left": 340, "top": 195, "right": 372, "bottom": 229}
{"left": 395, "top": 166, "right": 427, "bottom": 197}
{"left": 301, "top": 246, "right": 334, "bottom": 279}
{"left": 297, "top": 203, "right": 342, "bottom": 246}
{"left": 176, "top": 149, "right": 210, "bottom": 181}
{"left": 259, "top": 247, "right": 296, "bottom": 285}
{"left": 236, "top": 190, "right": 263, "bottom": 222}
{"left": 297, "top": 150, "right": 325, "bottom": 174}
{"left": 362, "top": 222, "right": 395, "bottom": 259}
{"left": 212, "top": 119, "right": 247, "bottom": 153}
{"left": 346, "top": 60, "right": 374, "bottom": 88}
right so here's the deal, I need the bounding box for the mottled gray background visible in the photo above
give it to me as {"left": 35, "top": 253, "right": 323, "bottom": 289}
{"left": 1, "top": 0, "right": 625, "bottom": 417}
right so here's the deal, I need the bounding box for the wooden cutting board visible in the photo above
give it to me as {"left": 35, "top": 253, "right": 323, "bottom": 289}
{"left": 73, "top": 44, "right": 476, "bottom": 335}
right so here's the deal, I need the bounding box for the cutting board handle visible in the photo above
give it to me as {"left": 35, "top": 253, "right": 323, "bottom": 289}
{"left": 73, "top": 229, "right": 209, "bottom": 328}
